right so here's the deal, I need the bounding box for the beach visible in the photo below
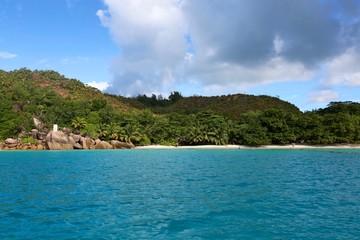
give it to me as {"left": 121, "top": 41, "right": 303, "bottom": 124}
{"left": 136, "top": 144, "right": 360, "bottom": 150}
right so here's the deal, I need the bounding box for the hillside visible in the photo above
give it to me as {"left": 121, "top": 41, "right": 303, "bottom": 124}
{"left": 0, "top": 68, "right": 300, "bottom": 119}
{"left": 1, "top": 68, "right": 359, "bottom": 146}
{"left": 2, "top": 68, "right": 134, "bottom": 110}
{"left": 142, "top": 94, "right": 300, "bottom": 119}
{"left": 0, "top": 68, "right": 138, "bottom": 139}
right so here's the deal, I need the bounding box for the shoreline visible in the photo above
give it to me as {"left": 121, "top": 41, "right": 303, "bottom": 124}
{"left": 2, "top": 143, "right": 360, "bottom": 151}
{"left": 135, "top": 144, "right": 360, "bottom": 150}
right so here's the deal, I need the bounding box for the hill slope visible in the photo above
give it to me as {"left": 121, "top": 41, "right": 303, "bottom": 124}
{"left": 134, "top": 93, "right": 300, "bottom": 119}
{"left": 1, "top": 68, "right": 360, "bottom": 146}
{"left": 0, "top": 68, "right": 138, "bottom": 138}
{"left": 0, "top": 68, "right": 300, "bottom": 119}
{"left": 0, "top": 69, "right": 132, "bottom": 108}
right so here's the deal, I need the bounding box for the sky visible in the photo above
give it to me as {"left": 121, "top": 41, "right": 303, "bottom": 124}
{"left": 1, "top": 0, "right": 360, "bottom": 111}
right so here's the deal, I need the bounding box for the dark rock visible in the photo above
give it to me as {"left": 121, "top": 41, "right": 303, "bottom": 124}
{"left": 36, "top": 132, "right": 47, "bottom": 140}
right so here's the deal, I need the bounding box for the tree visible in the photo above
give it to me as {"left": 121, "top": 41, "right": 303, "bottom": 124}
{"left": 229, "top": 111, "right": 271, "bottom": 145}
{"left": 91, "top": 98, "right": 107, "bottom": 111}
{"left": 260, "top": 109, "right": 298, "bottom": 144}
{"left": 121, "top": 123, "right": 144, "bottom": 143}
{"left": 323, "top": 113, "right": 357, "bottom": 143}
{"left": 182, "top": 111, "right": 229, "bottom": 145}
{"left": 169, "top": 91, "right": 183, "bottom": 103}
{"left": 71, "top": 117, "right": 87, "bottom": 131}
{"left": 298, "top": 112, "right": 332, "bottom": 144}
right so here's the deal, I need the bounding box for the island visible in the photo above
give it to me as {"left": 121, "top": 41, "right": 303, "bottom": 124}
{"left": 1, "top": 68, "right": 360, "bottom": 150}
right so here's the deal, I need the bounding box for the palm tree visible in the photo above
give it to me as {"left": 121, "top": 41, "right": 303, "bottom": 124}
{"left": 121, "top": 123, "right": 143, "bottom": 143}
{"left": 183, "top": 111, "right": 229, "bottom": 145}
{"left": 71, "top": 116, "right": 87, "bottom": 131}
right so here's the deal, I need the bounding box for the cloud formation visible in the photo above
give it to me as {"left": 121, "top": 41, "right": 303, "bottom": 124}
{"left": 309, "top": 90, "right": 341, "bottom": 104}
{"left": 87, "top": 81, "right": 110, "bottom": 91}
{"left": 325, "top": 48, "right": 360, "bottom": 87}
{"left": 0, "top": 51, "right": 17, "bottom": 59}
{"left": 97, "top": 0, "right": 187, "bottom": 96}
{"left": 98, "top": 0, "right": 360, "bottom": 100}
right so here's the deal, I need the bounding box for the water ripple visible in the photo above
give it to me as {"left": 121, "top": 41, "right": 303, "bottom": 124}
{"left": 0, "top": 149, "right": 360, "bottom": 239}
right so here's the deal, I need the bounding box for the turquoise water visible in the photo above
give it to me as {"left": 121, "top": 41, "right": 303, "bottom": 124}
{"left": 1, "top": 149, "right": 360, "bottom": 239}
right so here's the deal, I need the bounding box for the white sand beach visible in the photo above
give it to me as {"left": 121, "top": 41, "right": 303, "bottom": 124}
{"left": 136, "top": 144, "right": 360, "bottom": 150}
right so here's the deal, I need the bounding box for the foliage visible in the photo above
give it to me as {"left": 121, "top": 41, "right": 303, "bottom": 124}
{"left": 229, "top": 111, "right": 271, "bottom": 145}
{"left": 21, "top": 137, "right": 37, "bottom": 144}
{"left": 137, "top": 93, "right": 301, "bottom": 120}
{"left": 0, "top": 68, "right": 360, "bottom": 146}
{"left": 71, "top": 117, "right": 87, "bottom": 131}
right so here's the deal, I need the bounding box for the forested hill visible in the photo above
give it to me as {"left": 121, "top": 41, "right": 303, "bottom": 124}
{"left": 1, "top": 68, "right": 360, "bottom": 146}
{"left": 134, "top": 93, "right": 300, "bottom": 119}
{"left": 0, "top": 68, "right": 300, "bottom": 119}
{"left": 0, "top": 68, "right": 137, "bottom": 111}
{"left": 0, "top": 68, "right": 137, "bottom": 139}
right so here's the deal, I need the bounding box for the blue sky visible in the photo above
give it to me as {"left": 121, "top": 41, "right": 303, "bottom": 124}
{"left": 1, "top": 0, "right": 360, "bottom": 111}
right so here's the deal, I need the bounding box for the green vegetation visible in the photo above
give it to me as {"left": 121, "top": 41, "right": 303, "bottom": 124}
{"left": 1, "top": 68, "right": 360, "bottom": 145}
{"left": 20, "top": 137, "right": 37, "bottom": 145}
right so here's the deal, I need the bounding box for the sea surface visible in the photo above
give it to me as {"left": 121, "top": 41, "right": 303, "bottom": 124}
{"left": 1, "top": 149, "right": 360, "bottom": 239}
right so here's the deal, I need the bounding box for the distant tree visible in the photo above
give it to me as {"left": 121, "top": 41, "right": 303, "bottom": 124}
{"left": 298, "top": 112, "right": 332, "bottom": 144}
{"left": 183, "top": 111, "right": 229, "bottom": 145}
{"left": 169, "top": 91, "right": 183, "bottom": 102}
{"left": 260, "top": 109, "right": 298, "bottom": 144}
{"left": 229, "top": 111, "right": 271, "bottom": 145}
{"left": 323, "top": 113, "right": 357, "bottom": 143}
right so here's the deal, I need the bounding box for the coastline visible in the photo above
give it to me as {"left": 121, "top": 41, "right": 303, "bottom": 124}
{"left": 136, "top": 144, "right": 360, "bottom": 150}
{"left": 2, "top": 142, "right": 360, "bottom": 151}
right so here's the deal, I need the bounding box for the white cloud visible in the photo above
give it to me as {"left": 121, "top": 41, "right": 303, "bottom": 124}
{"left": 273, "top": 35, "right": 284, "bottom": 55}
{"left": 97, "top": 0, "right": 188, "bottom": 96}
{"left": 325, "top": 48, "right": 360, "bottom": 86}
{"left": 0, "top": 51, "right": 17, "bottom": 59}
{"left": 187, "top": 56, "right": 315, "bottom": 95}
{"left": 309, "top": 90, "right": 340, "bottom": 103}
{"left": 87, "top": 81, "right": 110, "bottom": 91}
{"left": 97, "top": 0, "right": 360, "bottom": 99}
{"left": 97, "top": 0, "right": 186, "bottom": 58}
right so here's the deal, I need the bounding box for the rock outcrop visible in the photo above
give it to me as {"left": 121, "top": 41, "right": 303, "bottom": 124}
{"left": 4, "top": 138, "right": 19, "bottom": 149}
{"left": 80, "top": 136, "right": 94, "bottom": 149}
{"left": 36, "top": 132, "right": 47, "bottom": 140}
{"left": 95, "top": 140, "right": 113, "bottom": 149}
{"left": 70, "top": 134, "right": 82, "bottom": 143}
{"left": 46, "top": 131, "right": 73, "bottom": 150}
{"left": 1, "top": 128, "right": 138, "bottom": 151}
{"left": 111, "top": 140, "right": 135, "bottom": 149}
{"left": 33, "top": 117, "right": 43, "bottom": 129}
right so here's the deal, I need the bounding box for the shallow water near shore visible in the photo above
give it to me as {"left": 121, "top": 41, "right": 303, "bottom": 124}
{"left": 1, "top": 149, "right": 360, "bottom": 239}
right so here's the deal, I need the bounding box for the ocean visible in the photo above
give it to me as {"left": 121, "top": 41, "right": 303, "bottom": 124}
{"left": 1, "top": 149, "right": 360, "bottom": 239}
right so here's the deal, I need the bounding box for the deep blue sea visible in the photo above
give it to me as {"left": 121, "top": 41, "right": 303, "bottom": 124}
{"left": 1, "top": 149, "right": 360, "bottom": 239}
